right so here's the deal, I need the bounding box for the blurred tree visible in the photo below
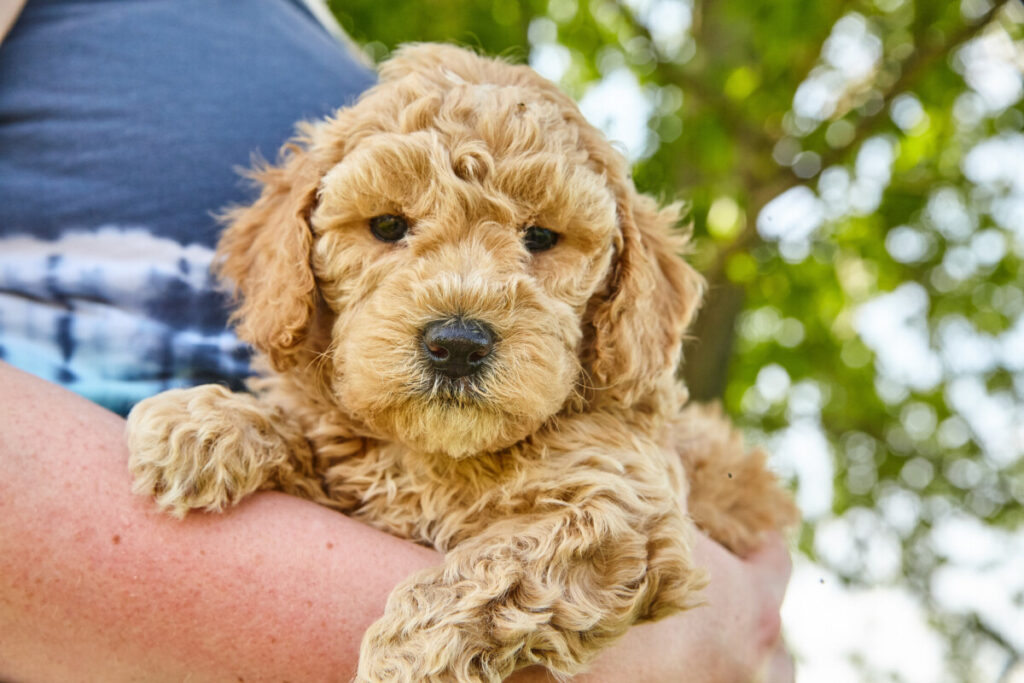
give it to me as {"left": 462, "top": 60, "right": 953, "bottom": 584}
{"left": 330, "top": 0, "right": 1024, "bottom": 679}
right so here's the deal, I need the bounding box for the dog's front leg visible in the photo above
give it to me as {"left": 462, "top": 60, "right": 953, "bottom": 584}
{"left": 127, "top": 384, "right": 314, "bottom": 517}
{"left": 356, "top": 500, "right": 704, "bottom": 683}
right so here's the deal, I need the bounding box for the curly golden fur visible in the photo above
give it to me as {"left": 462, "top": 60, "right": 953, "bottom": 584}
{"left": 127, "top": 44, "right": 796, "bottom": 682}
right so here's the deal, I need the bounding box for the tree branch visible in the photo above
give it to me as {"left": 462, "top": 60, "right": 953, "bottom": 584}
{"left": 815, "top": 0, "right": 1013, "bottom": 173}
{"left": 703, "top": 0, "right": 1013, "bottom": 289}
{"left": 615, "top": 0, "right": 1011, "bottom": 400}
{"left": 612, "top": 0, "right": 779, "bottom": 154}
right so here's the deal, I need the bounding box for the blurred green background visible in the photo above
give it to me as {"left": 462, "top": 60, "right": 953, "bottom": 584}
{"left": 328, "top": 0, "right": 1024, "bottom": 680}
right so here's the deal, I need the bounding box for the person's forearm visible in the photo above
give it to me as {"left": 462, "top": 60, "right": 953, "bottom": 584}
{"left": 0, "top": 362, "right": 791, "bottom": 682}
{"left": 0, "top": 362, "right": 441, "bottom": 682}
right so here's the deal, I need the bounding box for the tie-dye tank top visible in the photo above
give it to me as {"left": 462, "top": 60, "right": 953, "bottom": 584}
{"left": 0, "top": 0, "right": 373, "bottom": 414}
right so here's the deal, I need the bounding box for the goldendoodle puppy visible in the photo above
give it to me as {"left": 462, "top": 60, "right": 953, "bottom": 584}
{"left": 127, "top": 43, "right": 796, "bottom": 682}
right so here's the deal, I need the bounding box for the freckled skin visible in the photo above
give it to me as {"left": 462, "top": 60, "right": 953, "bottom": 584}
{"left": 127, "top": 44, "right": 796, "bottom": 683}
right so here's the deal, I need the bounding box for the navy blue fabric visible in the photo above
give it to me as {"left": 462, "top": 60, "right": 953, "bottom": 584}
{"left": 0, "top": 0, "right": 375, "bottom": 413}
{"left": 0, "top": 0, "right": 375, "bottom": 245}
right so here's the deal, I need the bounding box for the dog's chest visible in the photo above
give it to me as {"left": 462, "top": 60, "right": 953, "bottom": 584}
{"left": 309, "top": 417, "right": 686, "bottom": 553}
{"left": 314, "top": 439, "right": 532, "bottom": 550}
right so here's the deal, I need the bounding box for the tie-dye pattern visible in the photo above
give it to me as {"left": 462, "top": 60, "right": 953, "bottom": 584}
{"left": 0, "top": 0, "right": 375, "bottom": 413}
{"left": 0, "top": 228, "right": 251, "bottom": 415}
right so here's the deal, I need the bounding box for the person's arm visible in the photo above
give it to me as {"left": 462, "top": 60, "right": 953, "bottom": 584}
{"left": 0, "top": 0, "right": 26, "bottom": 45}
{"left": 0, "top": 361, "right": 790, "bottom": 682}
{"left": 0, "top": 362, "right": 440, "bottom": 682}
{"left": 574, "top": 533, "right": 793, "bottom": 683}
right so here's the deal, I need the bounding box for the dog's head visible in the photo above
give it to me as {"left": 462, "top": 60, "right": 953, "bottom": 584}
{"left": 218, "top": 44, "right": 702, "bottom": 458}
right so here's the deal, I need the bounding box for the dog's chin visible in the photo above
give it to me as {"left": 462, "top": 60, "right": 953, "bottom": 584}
{"left": 367, "top": 396, "right": 548, "bottom": 459}
{"left": 337, "top": 370, "right": 570, "bottom": 458}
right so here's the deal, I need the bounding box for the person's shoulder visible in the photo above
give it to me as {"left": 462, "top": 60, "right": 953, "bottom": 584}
{"left": 294, "top": 0, "right": 376, "bottom": 69}
{"left": 0, "top": 0, "right": 26, "bottom": 45}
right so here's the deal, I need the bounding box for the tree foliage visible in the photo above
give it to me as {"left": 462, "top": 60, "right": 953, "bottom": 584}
{"left": 330, "top": 0, "right": 1024, "bottom": 679}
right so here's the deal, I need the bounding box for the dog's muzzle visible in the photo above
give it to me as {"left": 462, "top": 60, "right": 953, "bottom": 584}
{"left": 421, "top": 318, "right": 496, "bottom": 379}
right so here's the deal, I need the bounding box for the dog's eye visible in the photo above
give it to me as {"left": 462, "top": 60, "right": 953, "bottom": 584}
{"left": 369, "top": 214, "right": 409, "bottom": 242}
{"left": 522, "top": 226, "right": 559, "bottom": 253}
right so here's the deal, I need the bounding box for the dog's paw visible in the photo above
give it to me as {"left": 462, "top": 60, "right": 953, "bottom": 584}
{"left": 126, "top": 385, "right": 283, "bottom": 518}
{"left": 355, "top": 645, "right": 422, "bottom": 683}
{"left": 356, "top": 629, "right": 412, "bottom": 683}
{"left": 357, "top": 611, "right": 494, "bottom": 683}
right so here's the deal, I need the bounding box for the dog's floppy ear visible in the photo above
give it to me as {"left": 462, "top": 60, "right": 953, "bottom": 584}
{"left": 586, "top": 191, "right": 704, "bottom": 408}
{"left": 216, "top": 128, "right": 322, "bottom": 371}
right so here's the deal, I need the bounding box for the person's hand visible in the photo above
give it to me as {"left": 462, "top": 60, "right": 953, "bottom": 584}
{"left": 684, "top": 531, "right": 794, "bottom": 683}
{"left": 513, "top": 531, "right": 794, "bottom": 682}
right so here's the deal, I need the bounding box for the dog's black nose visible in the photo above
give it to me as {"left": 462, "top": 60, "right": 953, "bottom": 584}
{"left": 422, "top": 318, "right": 496, "bottom": 378}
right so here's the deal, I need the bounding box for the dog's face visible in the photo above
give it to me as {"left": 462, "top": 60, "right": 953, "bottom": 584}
{"left": 218, "top": 45, "right": 702, "bottom": 458}
{"left": 311, "top": 80, "right": 617, "bottom": 456}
